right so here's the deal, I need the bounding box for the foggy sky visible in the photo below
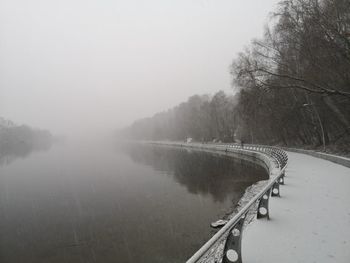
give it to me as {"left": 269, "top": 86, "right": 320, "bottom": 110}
{"left": 0, "top": 0, "right": 279, "bottom": 137}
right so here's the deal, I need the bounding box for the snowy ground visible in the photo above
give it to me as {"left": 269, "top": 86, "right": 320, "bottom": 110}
{"left": 242, "top": 151, "right": 350, "bottom": 263}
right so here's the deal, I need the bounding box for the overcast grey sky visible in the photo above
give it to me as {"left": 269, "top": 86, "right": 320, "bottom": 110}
{"left": 0, "top": 0, "right": 279, "bottom": 137}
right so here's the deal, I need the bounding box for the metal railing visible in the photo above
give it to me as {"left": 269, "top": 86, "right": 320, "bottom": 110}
{"left": 183, "top": 143, "right": 288, "bottom": 263}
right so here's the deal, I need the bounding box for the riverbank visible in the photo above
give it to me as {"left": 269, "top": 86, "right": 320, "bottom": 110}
{"left": 148, "top": 142, "right": 286, "bottom": 262}
{"left": 150, "top": 142, "right": 350, "bottom": 262}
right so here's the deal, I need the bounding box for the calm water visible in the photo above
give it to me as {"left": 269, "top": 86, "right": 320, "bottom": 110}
{"left": 0, "top": 141, "right": 267, "bottom": 263}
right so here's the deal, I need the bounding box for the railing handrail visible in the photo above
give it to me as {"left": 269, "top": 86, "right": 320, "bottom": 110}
{"left": 183, "top": 143, "right": 288, "bottom": 263}
{"left": 147, "top": 141, "right": 288, "bottom": 262}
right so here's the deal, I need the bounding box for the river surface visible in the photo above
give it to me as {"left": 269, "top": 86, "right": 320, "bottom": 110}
{"left": 0, "top": 141, "right": 267, "bottom": 263}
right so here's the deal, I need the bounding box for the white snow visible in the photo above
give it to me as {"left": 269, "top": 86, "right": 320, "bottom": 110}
{"left": 242, "top": 151, "right": 350, "bottom": 263}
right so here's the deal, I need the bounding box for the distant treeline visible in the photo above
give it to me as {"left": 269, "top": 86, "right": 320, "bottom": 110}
{"left": 0, "top": 118, "right": 53, "bottom": 165}
{"left": 122, "top": 0, "right": 350, "bottom": 153}
{"left": 121, "top": 92, "right": 238, "bottom": 142}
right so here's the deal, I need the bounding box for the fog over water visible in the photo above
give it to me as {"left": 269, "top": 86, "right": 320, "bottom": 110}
{"left": 1, "top": 3, "right": 279, "bottom": 258}
{"left": 1, "top": 1, "right": 349, "bottom": 262}
{"left": 0, "top": 0, "right": 279, "bottom": 137}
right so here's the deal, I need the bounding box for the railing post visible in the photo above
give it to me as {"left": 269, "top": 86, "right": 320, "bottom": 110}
{"left": 271, "top": 180, "right": 280, "bottom": 197}
{"left": 257, "top": 188, "right": 271, "bottom": 219}
{"left": 222, "top": 215, "right": 246, "bottom": 263}
{"left": 279, "top": 172, "right": 285, "bottom": 185}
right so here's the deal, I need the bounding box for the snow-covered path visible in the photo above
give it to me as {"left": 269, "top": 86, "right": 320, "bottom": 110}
{"left": 242, "top": 151, "right": 350, "bottom": 263}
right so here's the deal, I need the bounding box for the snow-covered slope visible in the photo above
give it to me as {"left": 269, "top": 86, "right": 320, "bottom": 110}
{"left": 243, "top": 151, "right": 350, "bottom": 262}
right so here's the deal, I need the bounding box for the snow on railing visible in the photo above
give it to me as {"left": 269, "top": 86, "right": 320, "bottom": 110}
{"left": 182, "top": 143, "right": 288, "bottom": 263}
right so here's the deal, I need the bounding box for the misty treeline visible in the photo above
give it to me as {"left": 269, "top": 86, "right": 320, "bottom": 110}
{"left": 0, "top": 117, "right": 53, "bottom": 164}
{"left": 122, "top": 0, "right": 350, "bottom": 152}
{"left": 122, "top": 92, "right": 239, "bottom": 142}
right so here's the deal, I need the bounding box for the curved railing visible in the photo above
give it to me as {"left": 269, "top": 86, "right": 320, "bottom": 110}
{"left": 149, "top": 142, "right": 288, "bottom": 263}
{"left": 181, "top": 143, "right": 288, "bottom": 263}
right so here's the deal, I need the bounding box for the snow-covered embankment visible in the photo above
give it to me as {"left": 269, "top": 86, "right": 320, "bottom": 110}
{"left": 243, "top": 151, "right": 350, "bottom": 263}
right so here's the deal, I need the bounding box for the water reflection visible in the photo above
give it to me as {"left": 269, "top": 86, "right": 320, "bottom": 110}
{"left": 123, "top": 144, "right": 268, "bottom": 203}
{"left": 0, "top": 139, "right": 52, "bottom": 166}
{"left": 0, "top": 142, "right": 268, "bottom": 263}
